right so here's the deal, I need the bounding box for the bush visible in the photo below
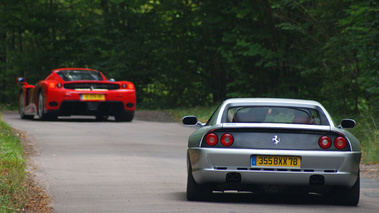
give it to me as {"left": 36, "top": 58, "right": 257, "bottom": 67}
{"left": 166, "top": 105, "right": 219, "bottom": 123}
{"left": 349, "top": 112, "right": 379, "bottom": 163}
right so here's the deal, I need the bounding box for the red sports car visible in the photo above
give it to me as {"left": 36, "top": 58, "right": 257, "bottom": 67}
{"left": 16, "top": 68, "right": 136, "bottom": 121}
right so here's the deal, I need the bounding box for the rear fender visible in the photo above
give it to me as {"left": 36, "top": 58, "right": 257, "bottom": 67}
{"left": 19, "top": 84, "right": 36, "bottom": 105}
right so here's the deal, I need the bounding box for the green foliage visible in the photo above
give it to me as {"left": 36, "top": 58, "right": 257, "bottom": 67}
{"left": 166, "top": 105, "right": 219, "bottom": 123}
{"left": 0, "top": 115, "right": 28, "bottom": 212}
{"left": 348, "top": 112, "right": 379, "bottom": 163}
{"left": 0, "top": 0, "right": 377, "bottom": 114}
{"left": 337, "top": 0, "right": 379, "bottom": 116}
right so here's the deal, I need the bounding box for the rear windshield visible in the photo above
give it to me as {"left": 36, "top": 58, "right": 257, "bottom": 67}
{"left": 226, "top": 106, "right": 326, "bottom": 125}
{"left": 57, "top": 70, "right": 103, "bottom": 81}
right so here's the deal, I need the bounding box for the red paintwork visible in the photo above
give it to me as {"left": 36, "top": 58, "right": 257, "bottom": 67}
{"left": 17, "top": 68, "right": 136, "bottom": 120}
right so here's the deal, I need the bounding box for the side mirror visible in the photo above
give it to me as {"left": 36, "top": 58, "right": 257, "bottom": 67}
{"left": 109, "top": 78, "right": 115, "bottom": 82}
{"left": 340, "top": 119, "right": 356, "bottom": 129}
{"left": 183, "top": 116, "right": 198, "bottom": 125}
{"left": 182, "top": 115, "right": 204, "bottom": 127}
{"left": 16, "top": 77, "right": 26, "bottom": 84}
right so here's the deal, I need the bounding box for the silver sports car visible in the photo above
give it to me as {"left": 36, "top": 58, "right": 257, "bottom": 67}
{"left": 183, "top": 98, "right": 361, "bottom": 205}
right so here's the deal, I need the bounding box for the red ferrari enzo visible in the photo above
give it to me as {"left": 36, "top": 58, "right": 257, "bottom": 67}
{"left": 16, "top": 68, "right": 136, "bottom": 121}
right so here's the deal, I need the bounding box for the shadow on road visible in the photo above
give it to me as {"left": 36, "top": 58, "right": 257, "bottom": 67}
{"left": 178, "top": 191, "right": 357, "bottom": 206}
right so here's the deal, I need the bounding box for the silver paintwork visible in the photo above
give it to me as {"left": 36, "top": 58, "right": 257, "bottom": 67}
{"left": 186, "top": 98, "right": 361, "bottom": 188}
{"left": 189, "top": 148, "right": 360, "bottom": 187}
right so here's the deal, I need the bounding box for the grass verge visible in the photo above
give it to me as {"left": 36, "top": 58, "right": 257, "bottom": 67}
{"left": 165, "top": 105, "right": 219, "bottom": 123}
{"left": 0, "top": 115, "right": 28, "bottom": 212}
{"left": 349, "top": 113, "right": 379, "bottom": 164}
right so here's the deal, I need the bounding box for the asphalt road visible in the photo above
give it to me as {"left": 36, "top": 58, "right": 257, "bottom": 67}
{"left": 2, "top": 111, "right": 379, "bottom": 213}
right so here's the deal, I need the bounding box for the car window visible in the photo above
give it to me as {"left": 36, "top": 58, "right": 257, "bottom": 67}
{"left": 57, "top": 70, "right": 103, "bottom": 81}
{"left": 205, "top": 104, "right": 222, "bottom": 126}
{"left": 227, "top": 106, "right": 323, "bottom": 125}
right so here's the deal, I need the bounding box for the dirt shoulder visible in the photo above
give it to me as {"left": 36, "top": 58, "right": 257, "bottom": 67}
{"left": 16, "top": 129, "right": 52, "bottom": 213}
{"left": 360, "top": 164, "right": 379, "bottom": 182}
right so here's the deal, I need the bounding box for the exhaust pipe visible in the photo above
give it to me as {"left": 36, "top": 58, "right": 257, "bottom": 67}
{"left": 309, "top": 175, "right": 325, "bottom": 185}
{"left": 226, "top": 172, "right": 241, "bottom": 182}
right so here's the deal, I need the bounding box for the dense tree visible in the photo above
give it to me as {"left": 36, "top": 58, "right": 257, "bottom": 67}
{"left": 0, "top": 0, "right": 377, "bottom": 115}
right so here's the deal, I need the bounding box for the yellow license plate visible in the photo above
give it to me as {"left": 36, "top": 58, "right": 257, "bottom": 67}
{"left": 252, "top": 155, "right": 301, "bottom": 167}
{"left": 81, "top": 94, "right": 105, "bottom": 101}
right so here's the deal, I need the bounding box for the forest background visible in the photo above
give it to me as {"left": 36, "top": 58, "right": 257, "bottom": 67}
{"left": 0, "top": 1, "right": 378, "bottom": 210}
{"left": 0, "top": 0, "right": 378, "bottom": 117}
{"left": 0, "top": 1, "right": 378, "bottom": 211}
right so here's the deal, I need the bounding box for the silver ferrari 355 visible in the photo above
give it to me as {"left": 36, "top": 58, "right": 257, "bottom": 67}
{"left": 183, "top": 98, "right": 360, "bottom": 205}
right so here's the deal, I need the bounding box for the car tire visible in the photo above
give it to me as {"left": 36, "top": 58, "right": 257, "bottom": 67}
{"left": 19, "top": 92, "right": 34, "bottom": 119}
{"left": 332, "top": 173, "right": 360, "bottom": 206}
{"left": 186, "top": 164, "right": 213, "bottom": 201}
{"left": 38, "top": 91, "right": 57, "bottom": 121}
{"left": 115, "top": 111, "right": 134, "bottom": 122}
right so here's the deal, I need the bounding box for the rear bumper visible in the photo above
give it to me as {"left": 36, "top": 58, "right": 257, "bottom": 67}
{"left": 55, "top": 101, "right": 133, "bottom": 116}
{"left": 44, "top": 88, "right": 136, "bottom": 115}
{"left": 188, "top": 148, "right": 361, "bottom": 187}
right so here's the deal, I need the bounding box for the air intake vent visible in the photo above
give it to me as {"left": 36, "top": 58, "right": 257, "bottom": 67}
{"left": 64, "top": 83, "right": 120, "bottom": 90}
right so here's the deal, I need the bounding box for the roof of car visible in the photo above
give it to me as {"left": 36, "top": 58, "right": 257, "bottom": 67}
{"left": 223, "top": 98, "right": 322, "bottom": 107}
{"left": 216, "top": 98, "right": 333, "bottom": 128}
{"left": 52, "top": 68, "right": 98, "bottom": 72}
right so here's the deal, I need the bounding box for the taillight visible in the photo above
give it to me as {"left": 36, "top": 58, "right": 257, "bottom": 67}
{"left": 205, "top": 133, "right": 218, "bottom": 146}
{"left": 49, "top": 82, "right": 62, "bottom": 88}
{"left": 126, "top": 82, "right": 135, "bottom": 89}
{"left": 319, "top": 136, "right": 332, "bottom": 149}
{"left": 334, "top": 137, "right": 347, "bottom": 149}
{"left": 49, "top": 83, "right": 55, "bottom": 88}
{"left": 122, "top": 82, "right": 135, "bottom": 89}
{"left": 221, "top": 133, "right": 234, "bottom": 146}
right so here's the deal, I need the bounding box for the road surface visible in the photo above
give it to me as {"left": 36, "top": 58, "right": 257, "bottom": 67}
{"left": 2, "top": 111, "right": 379, "bottom": 213}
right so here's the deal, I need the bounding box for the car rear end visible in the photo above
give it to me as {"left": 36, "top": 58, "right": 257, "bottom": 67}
{"left": 45, "top": 80, "right": 136, "bottom": 116}
{"left": 185, "top": 99, "right": 361, "bottom": 204}
{"left": 189, "top": 123, "right": 360, "bottom": 189}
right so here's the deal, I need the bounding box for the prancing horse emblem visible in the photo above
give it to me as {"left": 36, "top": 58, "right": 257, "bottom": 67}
{"left": 272, "top": 135, "right": 280, "bottom": 145}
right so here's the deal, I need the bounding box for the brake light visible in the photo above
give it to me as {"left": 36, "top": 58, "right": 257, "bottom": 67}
{"left": 334, "top": 137, "right": 347, "bottom": 149}
{"left": 127, "top": 82, "right": 135, "bottom": 89}
{"left": 221, "top": 133, "right": 234, "bottom": 146}
{"left": 318, "top": 136, "right": 331, "bottom": 149}
{"left": 122, "top": 82, "right": 135, "bottom": 89}
{"left": 49, "top": 82, "right": 62, "bottom": 88}
{"left": 205, "top": 133, "right": 218, "bottom": 146}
